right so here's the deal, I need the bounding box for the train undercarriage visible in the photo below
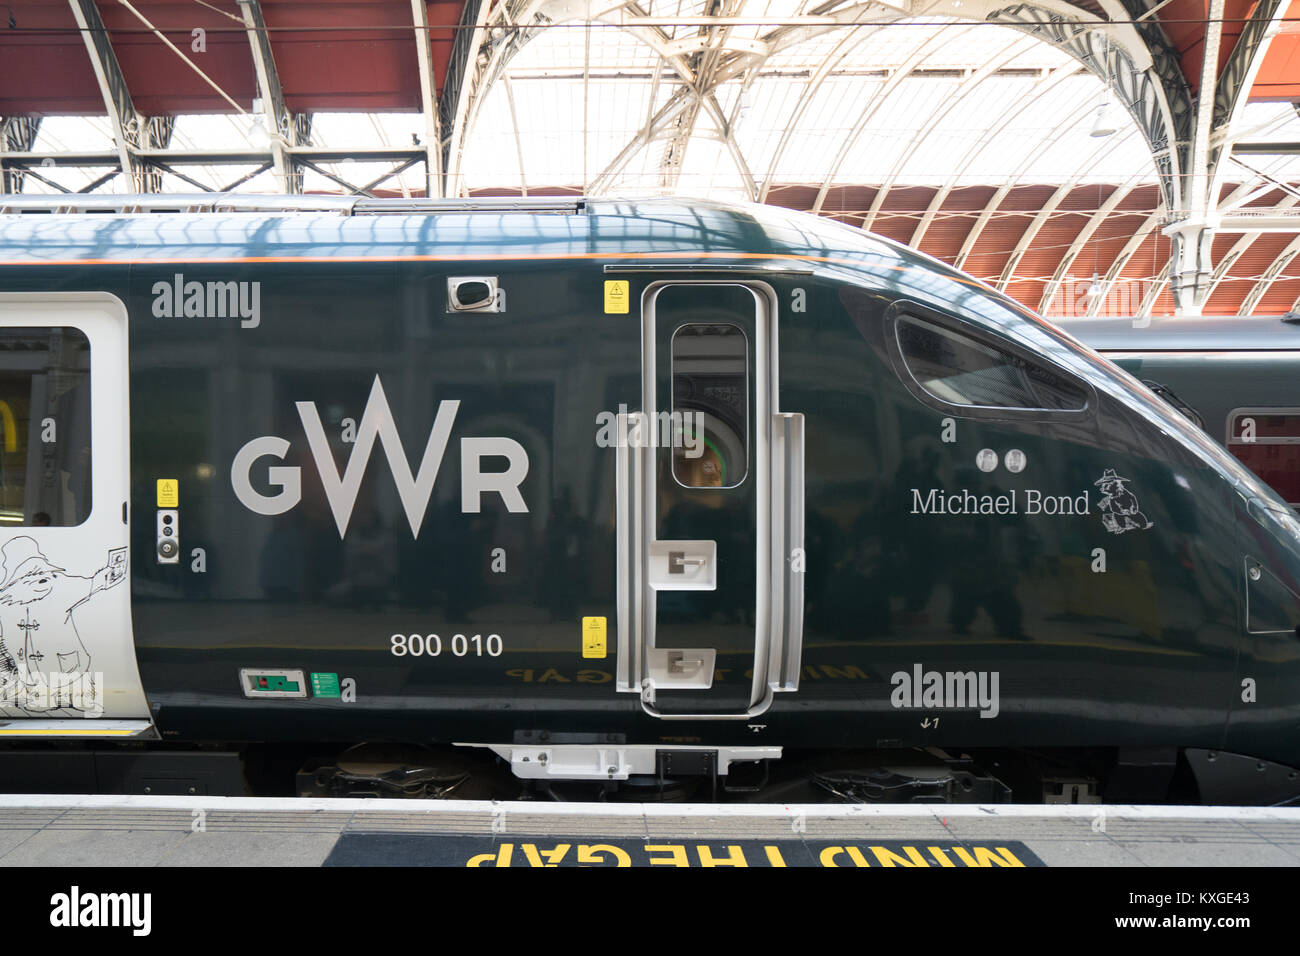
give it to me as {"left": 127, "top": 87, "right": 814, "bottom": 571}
{"left": 1, "top": 742, "right": 1297, "bottom": 807}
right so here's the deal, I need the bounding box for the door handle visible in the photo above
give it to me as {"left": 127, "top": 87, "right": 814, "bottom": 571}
{"left": 669, "top": 551, "right": 706, "bottom": 573}
{"left": 649, "top": 540, "right": 716, "bottom": 590}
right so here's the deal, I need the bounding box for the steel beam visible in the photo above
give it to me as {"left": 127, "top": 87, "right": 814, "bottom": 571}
{"left": 861, "top": 35, "right": 1042, "bottom": 231}
{"left": 0, "top": 117, "right": 40, "bottom": 193}
{"left": 410, "top": 0, "right": 444, "bottom": 197}
{"left": 815, "top": 22, "right": 973, "bottom": 218}
{"left": 954, "top": 185, "right": 1012, "bottom": 271}
{"left": 238, "top": 0, "right": 302, "bottom": 193}
{"left": 0, "top": 147, "right": 425, "bottom": 167}
{"left": 1084, "top": 209, "right": 1163, "bottom": 317}
{"left": 440, "top": 0, "right": 504, "bottom": 196}
{"left": 756, "top": 21, "right": 880, "bottom": 202}
{"left": 1036, "top": 182, "right": 1138, "bottom": 313}
{"left": 1233, "top": 142, "right": 1300, "bottom": 155}
{"left": 994, "top": 108, "right": 1137, "bottom": 291}
{"left": 67, "top": 0, "right": 144, "bottom": 190}
{"left": 912, "top": 62, "right": 1081, "bottom": 250}
{"left": 1200, "top": 188, "right": 1300, "bottom": 304}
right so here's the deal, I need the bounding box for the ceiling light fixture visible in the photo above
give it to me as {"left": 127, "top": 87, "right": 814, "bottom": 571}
{"left": 1090, "top": 30, "right": 1117, "bottom": 138}
{"left": 248, "top": 97, "right": 270, "bottom": 147}
{"left": 1090, "top": 100, "right": 1118, "bottom": 138}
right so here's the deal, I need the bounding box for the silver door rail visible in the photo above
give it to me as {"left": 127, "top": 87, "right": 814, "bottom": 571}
{"left": 617, "top": 279, "right": 804, "bottom": 721}
{"left": 615, "top": 410, "right": 646, "bottom": 697}
{"left": 769, "top": 411, "right": 806, "bottom": 693}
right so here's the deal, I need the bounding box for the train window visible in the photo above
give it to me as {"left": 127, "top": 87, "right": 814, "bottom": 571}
{"left": 671, "top": 323, "right": 748, "bottom": 488}
{"left": 895, "top": 314, "right": 1086, "bottom": 412}
{"left": 1228, "top": 411, "right": 1300, "bottom": 507}
{"left": 0, "top": 327, "right": 92, "bottom": 527}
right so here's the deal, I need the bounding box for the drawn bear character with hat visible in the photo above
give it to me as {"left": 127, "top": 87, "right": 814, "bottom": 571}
{"left": 0, "top": 536, "right": 125, "bottom": 715}
{"left": 1095, "top": 468, "right": 1154, "bottom": 535}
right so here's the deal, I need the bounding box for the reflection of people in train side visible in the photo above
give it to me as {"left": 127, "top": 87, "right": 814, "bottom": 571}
{"left": 811, "top": 509, "right": 892, "bottom": 639}
{"left": 326, "top": 502, "right": 396, "bottom": 610}
{"left": 56, "top": 379, "right": 93, "bottom": 524}
{"left": 800, "top": 507, "right": 843, "bottom": 632}
{"left": 885, "top": 441, "right": 945, "bottom": 617}
{"left": 259, "top": 510, "right": 307, "bottom": 602}
{"left": 946, "top": 470, "right": 1026, "bottom": 641}
{"left": 436, "top": 497, "right": 496, "bottom": 624}
{"left": 540, "top": 487, "right": 588, "bottom": 621}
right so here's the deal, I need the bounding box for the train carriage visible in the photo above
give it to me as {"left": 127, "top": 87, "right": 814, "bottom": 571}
{"left": 0, "top": 195, "right": 1296, "bottom": 803}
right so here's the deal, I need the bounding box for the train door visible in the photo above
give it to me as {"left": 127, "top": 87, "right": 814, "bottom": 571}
{"left": 0, "top": 293, "right": 150, "bottom": 735}
{"left": 615, "top": 280, "right": 804, "bottom": 719}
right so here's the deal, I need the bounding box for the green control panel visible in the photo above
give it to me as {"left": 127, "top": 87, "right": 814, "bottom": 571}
{"left": 253, "top": 674, "right": 299, "bottom": 693}
{"left": 238, "top": 668, "right": 308, "bottom": 699}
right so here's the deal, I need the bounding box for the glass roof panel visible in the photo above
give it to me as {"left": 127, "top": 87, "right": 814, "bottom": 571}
{"left": 6, "top": 15, "right": 1296, "bottom": 203}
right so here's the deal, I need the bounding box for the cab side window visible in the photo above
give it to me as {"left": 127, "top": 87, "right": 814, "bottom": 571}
{"left": 896, "top": 313, "right": 1086, "bottom": 413}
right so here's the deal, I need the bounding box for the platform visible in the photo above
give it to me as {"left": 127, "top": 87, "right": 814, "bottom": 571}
{"left": 0, "top": 796, "right": 1298, "bottom": 866}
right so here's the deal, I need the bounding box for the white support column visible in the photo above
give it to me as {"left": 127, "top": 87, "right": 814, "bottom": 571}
{"left": 410, "top": 0, "right": 444, "bottom": 198}
{"left": 1170, "top": 20, "right": 1223, "bottom": 313}
{"left": 1168, "top": 0, "right": 1290, "bottom": 315}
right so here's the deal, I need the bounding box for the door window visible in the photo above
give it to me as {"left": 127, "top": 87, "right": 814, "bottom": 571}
{"left": 0, "top": 327, "right": 92, "bottom": 527}
{"left": 671, "top": 323, "right": 748, "bottom": 488}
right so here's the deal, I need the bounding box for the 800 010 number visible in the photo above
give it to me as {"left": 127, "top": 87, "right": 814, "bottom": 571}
{"left": 390, "top": 633, "right": 503, "bottom": 657}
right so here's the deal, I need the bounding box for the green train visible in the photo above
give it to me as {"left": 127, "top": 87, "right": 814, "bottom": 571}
{"left": 0, "top": 194, "right": 1296, "bottom": 804}
{"left": 1061, "top": 316, "right": 1300, "bottom": 511}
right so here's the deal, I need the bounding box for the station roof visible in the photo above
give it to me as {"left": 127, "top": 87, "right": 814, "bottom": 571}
{"left": 1, "top": 1, "right": 1295, "bottom": 116}
{"left": 0, "top": 0, "right": 1297, "bottom": 318}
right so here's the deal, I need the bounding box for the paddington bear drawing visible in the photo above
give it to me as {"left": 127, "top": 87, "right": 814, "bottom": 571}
{"left": 1095, "top": 469, "right": 1154, "bottom": 535}
{"left": 0, "top": 536, "right": 127, "bottom": 715}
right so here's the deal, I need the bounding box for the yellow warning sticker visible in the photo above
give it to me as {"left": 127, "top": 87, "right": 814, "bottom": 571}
{"left": 582, "top": 616, "right": 607, "bottom": 659}
{"left": 604, "top": 280, "right": 630, "bottom": 314}
{"left": 156, "top": 479, "right": 179, "bottom": 508}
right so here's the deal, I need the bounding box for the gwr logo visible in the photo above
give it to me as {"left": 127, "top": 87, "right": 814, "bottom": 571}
{"left": 231, "top": 376, "right": 529, "bottom": 538}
